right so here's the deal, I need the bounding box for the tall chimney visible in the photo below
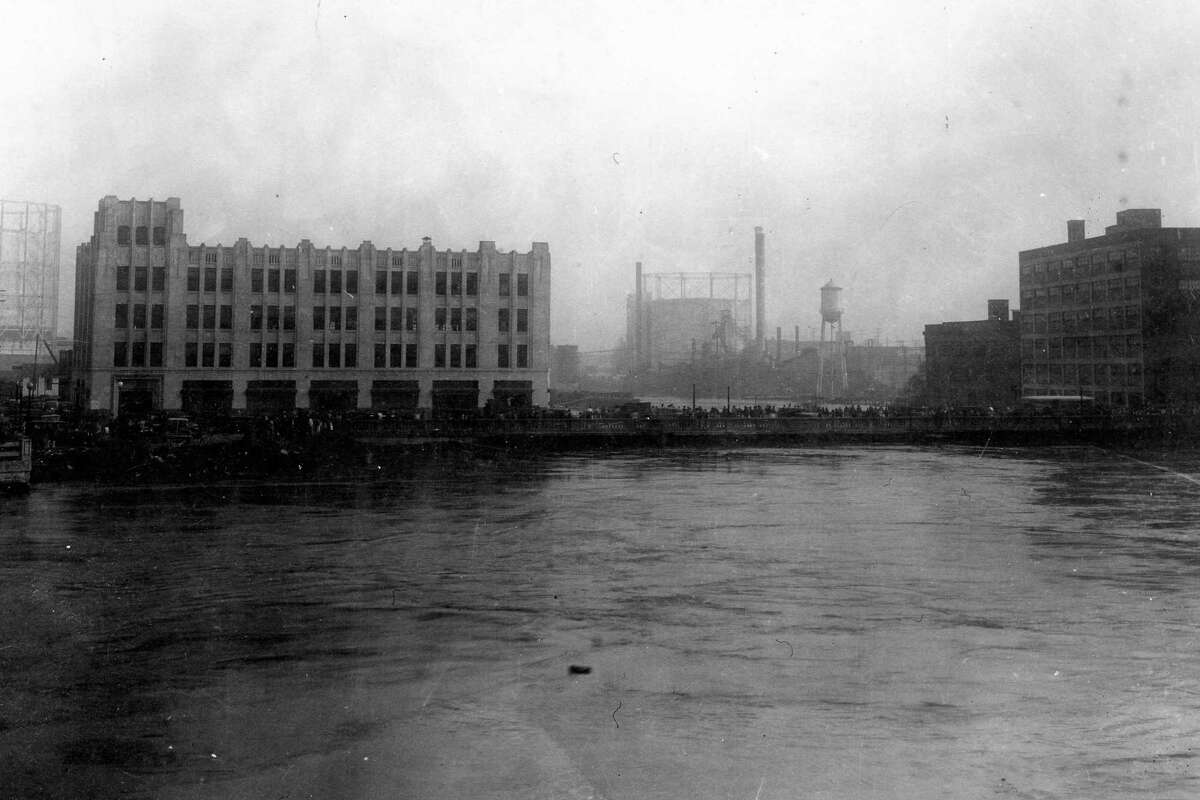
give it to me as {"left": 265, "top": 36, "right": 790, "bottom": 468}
{"left": 776, "top": 326, "right": 782, "bottom": 362}
{"left": 634, "top": 261, "right": 643, "bottom": 371}
{"left": 755, "top": 226, "right": 765, "bottom": 351}
{"left": 1067, "top": 219, "right": 1085, "bottom": 243}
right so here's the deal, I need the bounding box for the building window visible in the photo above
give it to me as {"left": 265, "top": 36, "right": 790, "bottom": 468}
{"left": 331, "top": 254, "right": 342, "bottom": 268}
{"left": 375, "top": 307, "right": 387, "bottom": 331}
{"left": 152, "top": 267, "right": 165, "bottom": 291}
{"left": 251, "top": 269, "right": 264, "bottom": 292}
{"left": 284, "top": 305, "right": 296, "bottom": 330}
{"left": 117, "top": 225, "right": 131, "bottom": 245}
{"left": 187, "top": 267, "right": 200, "bottom": 291}
{"left": 344, "top": 343, "right": 357, "bottom": 368}
{"left": 284, "top": 269, "right": 297, "bottom": 292}
{"left": 185, "top": 342, "right": 198, "bottom": 367}
{"left": 203, "top": 267, "right": 216, "bottom": 292}
{"left": 314, "top": 270, "right": 327, "bottom": 293}
{"left": 219, "top": 342, "right": 232, "bottom": 368}
{"left": 499, "top": 274, "right": 511, "bottom": 297}
{"left": 329, "top": 306, "right": 342, "bottom": 331}
{"left": 115, "top": 303, "right": 128, "bottom": 328}
{"left": 311, "top": 343, "right": 323, "bottom": 368}
{"left": 517, "top": 274, "right": 528, "bottom": 297}
{"left": 186, "top": 305, "right": 199, "bottom": 329}
{"left": 267, "top": 305, "right": 280, "bottom": 330}
{"left": 250, "top": 305, "right": 263, "bottom": 330}
{"left": 327, "top": 343, "right": 340, "bottom": 368}
{"left": 282, "top": 343, "right": 295, "bottom": 368}
{"left": 498, "top": 308, "right": 510, "bottom": 332}
{"left": 517, "top": 308, "right": 528, "bottom": 333}
{"left": 391, "top": 254, "right": 403, "bottom": 267}
{"left": 151, "top": 304, "right": 164, "bottom": 329}
{"left": 435, "top": 308, "right": 447, "bottom": 331}
{"left": 389, "top": 307, "right": 401, "bottom": 331}
{"left": 134, "top": 267, "right": 148, "bottom": 291}
{"left": 330, "top": 270, "right": 343, "bottom": 295}
{"left": 450, "top": 308, "right": 462, "bottom": 332}
{"left": 376, "top": 271, "right": 388, "bottom": 294}
{"left": 268, "top": 269, "right": 281, "bottom": 293}
{"left": 202, "top": 304, "right": 216, "bottom": 329}
{"left": 220, "top": 268, "right": 234, "bottom": 292}
{"left": 435, "top": 344, "right": 446, "bottom": 368}
{"left": 450, "top": 344, "right": 461, "bottom": 368}
{"left": 153, "top": 226, "right": 165, "bottom": 246}
{"left": 390, "top": 343, "right": 403, "bottom": 368}
{"left": 345, "top": 307, "right": 357, "bottom": 331}
{"left": 149, "top": 342, "right": 163, "bottom": 367}
{"left": 266, "top": 343, "right": 278, "bottom": 368}
{"left": 405, "top": 307, "right": 417, "bottom": 331}
{"left": 253, "top": 252, "right": 265, "bottom": 267}
{"left": 313, "top": 306, "right": 325, "bottom": 330}
{"left": 497, "top": 344, "right": 509, "bottom": 368}
{"left": 436, "top": 271, "right": 447, "bottom": 295}
{"left": 390, "top": 271, "right": 403, "bottom": 295}
{"left": 466, "top": 307, "right": 478, "bottom": 332}
{"left": 451, "top": 255, "right": 463, "bottom": 269}
{"left": 465, "top": 344, "right": 477, "bottom": 368}
{"left": 202, "top": 342, "right": 214, "bottom": 368}
{"left": 135, "top": 226, "right": 148, "bottom": 245}
{"left": 466, "top": 272, "right": 478, "bottom": 296}
{"left": 401, "top": 342, "right": 415, "bottom": 368}
{"left": 374, "top": 343, "right": 386, "bottom": 368}
{"left": 220, "top": 305, "right": 232, "bottom": 329}
{"left": 269, "top": 252, "right": 281, "bottom": 265}
{"left": 406, "top": 271, "right": 418, "bottom": 295}
{"left": 133, "top": 304, "right": 146, "bottom": 329}
{"left": 517, "top": 344, "right": 528, "bottom": 368}
{"left": 131, "top": 341, "right": 145, "bottom": 367}
{"left": 116, "top": 265, "right": 130, "bottom": 291}
{"left": 451, "top": 272, "right": 462, "bottom": 295}
{"left": 113, "top": 341, "right": 128, "bottom": 367}
{"left": 205, "top": 252, "right": 217, "bottom": 265}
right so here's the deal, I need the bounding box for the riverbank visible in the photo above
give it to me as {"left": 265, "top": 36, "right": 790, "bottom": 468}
{"left": 26, "top": 412, "right": 1199, "bottom": 484}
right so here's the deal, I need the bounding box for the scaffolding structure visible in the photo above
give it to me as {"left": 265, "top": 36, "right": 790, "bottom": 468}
{"left": 630, "top": 271, "right": 754, "bottom": 369}
{"left": 0, "top": 200, "right": 61, "bottom": 355}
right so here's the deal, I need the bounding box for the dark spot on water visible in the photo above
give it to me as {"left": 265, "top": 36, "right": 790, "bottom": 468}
{"left": 568, "top": 664, "right": 592, "bottom": 675}
{"left": 59, "top": 736, "right": 172, "bottom": 769}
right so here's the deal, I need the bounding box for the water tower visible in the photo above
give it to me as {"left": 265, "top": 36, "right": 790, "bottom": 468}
{"left": 817, "top": 280, "right": 848, "bottom": 399}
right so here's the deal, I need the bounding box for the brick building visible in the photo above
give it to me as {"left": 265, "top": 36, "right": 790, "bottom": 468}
{"left": 923, "top": 300, "right": 1021, "bottom": 408}
{"left": 72, "top": 196, "right": 550, "bottom": 416}
{"left": 1019, "top": 209, "right": 1200, "bottom": 408}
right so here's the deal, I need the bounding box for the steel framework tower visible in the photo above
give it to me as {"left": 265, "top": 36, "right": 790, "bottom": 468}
{"left": 0, "top": 200, "right": 61, "bottom": 355}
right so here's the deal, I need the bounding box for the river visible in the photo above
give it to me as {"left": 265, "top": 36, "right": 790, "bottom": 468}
{"left": 2, "top": 445, "right": 1199, "bottom": 799}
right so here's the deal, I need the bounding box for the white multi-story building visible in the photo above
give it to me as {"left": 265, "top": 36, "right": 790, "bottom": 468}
{"left": 73, "top": 196, "right": 550, "bottom": 416}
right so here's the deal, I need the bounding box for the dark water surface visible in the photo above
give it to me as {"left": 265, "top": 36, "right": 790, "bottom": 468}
{"left": 2, "top": 446, "right": 1200, "bottom": 799}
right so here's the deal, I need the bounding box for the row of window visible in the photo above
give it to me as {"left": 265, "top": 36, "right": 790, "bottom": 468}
{"left": 167, "top": 267, "right": 530, "bottom": 298}
{"left": 115, "top": 266, "right": 166, "bottom": 292}
{"left": 1022, "top": 334, "right": 1143, "bottom": 360}
{"left": 114, "top": 341, "right": 528, "bottom": 370}
{"left": 1020, "top": 306, "right": 1140, "bottom": 334}
{"left": 1022, "top": 362, "right": 1143, "bottom": 386}
{"left": 117, "top": 303, "right": 529, "bottom": 334}
{"left": 1020, "top": 277, "right": 1140, "bottom": 309}
{"left": 116, "top": 225, "right": 166, "bottom": 246}
{"left": 193, "top": 251, "right": 496, "bottom": 270}
{"left": 1020, "top": 250, "right": 1136, "bottom": 283}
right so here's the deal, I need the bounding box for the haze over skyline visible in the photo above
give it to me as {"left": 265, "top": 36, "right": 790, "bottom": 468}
{"left": 4, "top": 0, "right": 1200, "bottom": 350}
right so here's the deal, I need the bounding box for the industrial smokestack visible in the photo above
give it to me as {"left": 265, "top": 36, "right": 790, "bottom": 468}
{"left": 634, "top": 261, "right": 643, "bottom": 370}
{"left": 776, "top": 326, "right": 781, "bottom": 363}
{"left": 755, "top": 226, "right": 765, "bottom": 352}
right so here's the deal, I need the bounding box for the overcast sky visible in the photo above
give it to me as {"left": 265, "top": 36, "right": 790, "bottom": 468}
{"left": 4, "top": 0, "right": 1200, "bottom": 349}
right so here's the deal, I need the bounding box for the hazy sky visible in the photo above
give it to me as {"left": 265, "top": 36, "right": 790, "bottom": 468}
{"left": 4, "top": 0, "right": 1200, "bottom": 349}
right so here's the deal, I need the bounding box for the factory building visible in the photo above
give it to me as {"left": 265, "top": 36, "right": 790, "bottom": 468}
{"left": 923, "top": 300, "right": 1020, "bottom": 408}
{"left": 1019, "top": 209, "right": 1200, "bottom": 408}
{"left": 72, "top": 196, "right": 550, "bottom": 416}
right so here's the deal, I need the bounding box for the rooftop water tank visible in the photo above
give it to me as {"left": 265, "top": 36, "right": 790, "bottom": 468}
{"left": 820, "top": 280, "right": 843, "bottom": 323}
